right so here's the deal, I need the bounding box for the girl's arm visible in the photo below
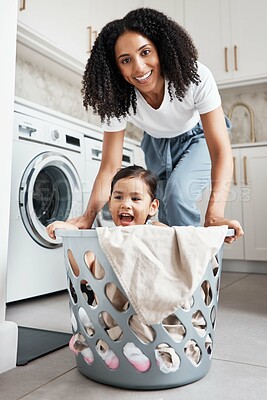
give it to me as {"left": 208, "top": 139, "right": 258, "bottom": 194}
{"left": 46, "top": 130, "right": 125, "bottom": 238}
{"left": 200, "top": 106, "right": 244, "bottom": 243}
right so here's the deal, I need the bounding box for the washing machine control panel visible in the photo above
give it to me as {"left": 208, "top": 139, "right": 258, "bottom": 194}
{"left": 51, "top": 129, "right": 60, "bottom": 141}
{"left": 14, "top": 112, "right": 83, "bottom": 153}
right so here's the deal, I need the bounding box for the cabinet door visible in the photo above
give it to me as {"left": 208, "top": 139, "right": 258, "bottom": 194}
{"left": 18, "top": 0, "right": 89, "bottom": 63}
{"left": 241, "top": 146, "right": 267, "bottom": 261}
{"left": 184, "top": 0, "right": 231, "bottom": 83}
{"left": 144, "top": 0, "right": 184, "bottom": 25}
{"left": 223, "top": 148, "right": 245, "bottom": 260}
{"left": 184, "top": 0, "right": 267, "bottom": 85}
{"left": 115, "top": 0, "right": 144, "bottom": 18}
{"left": 17, "top": 0, "right": 121, "bottom": 64}
{"left": 230, "top": 0, "right": 267, "bottom": 81}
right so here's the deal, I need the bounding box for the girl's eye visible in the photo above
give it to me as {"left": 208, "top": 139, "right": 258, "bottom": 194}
{"left": 132, "top": 197, "right": 141, "bottom": 201}
{"left": 114, "top": 195, "right": 123, "bottom": 200}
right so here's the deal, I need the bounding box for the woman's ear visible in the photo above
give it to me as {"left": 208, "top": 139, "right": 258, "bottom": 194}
{"left": 149, "top": 198, "right": 159, "bottom": 217}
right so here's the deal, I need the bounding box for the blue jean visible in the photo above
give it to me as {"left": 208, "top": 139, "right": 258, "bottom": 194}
{"left": 141, "top": 122, "right": 211, "bottom": 227}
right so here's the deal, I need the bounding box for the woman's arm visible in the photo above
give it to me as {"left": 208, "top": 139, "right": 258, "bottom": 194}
{"left": 200, "top": 106, "right": 244, "bottom": 243}
{"left": 46, "top": 130, "right": 125, "bottom": 238}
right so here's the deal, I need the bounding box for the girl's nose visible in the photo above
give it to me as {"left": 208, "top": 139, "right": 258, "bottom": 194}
{"left": 120, "top": 202, "right": 131, "bottom": 210}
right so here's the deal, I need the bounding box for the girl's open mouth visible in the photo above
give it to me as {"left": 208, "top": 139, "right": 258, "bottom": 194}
{"left": 119, "top": 213, "right": 134, "bottom": 223}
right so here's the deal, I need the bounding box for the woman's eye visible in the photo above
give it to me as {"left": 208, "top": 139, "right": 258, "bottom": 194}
{"left": 143, "top": 49, "right": 151, "bottom": 56}
{"left": 122, "top": 58, "right": 131, "bottom": 64}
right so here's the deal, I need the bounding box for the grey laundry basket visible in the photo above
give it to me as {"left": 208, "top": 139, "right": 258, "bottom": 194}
{"left": 57, "top": 228, "right": 233, "bottom": 390}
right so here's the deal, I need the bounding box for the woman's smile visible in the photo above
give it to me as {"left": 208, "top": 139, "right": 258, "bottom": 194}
{"left": 134, "top": 70, "right": 152, "bottom": 83}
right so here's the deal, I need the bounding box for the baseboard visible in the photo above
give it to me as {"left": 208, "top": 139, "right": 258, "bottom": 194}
{"left": 0, "top": 321, "right": 18, "bottom": 374}
{"left": 222, "top": 259, "right": 267, "bottom": 274}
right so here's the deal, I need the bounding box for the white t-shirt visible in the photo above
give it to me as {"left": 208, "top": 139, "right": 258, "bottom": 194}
{"left": 102, "top": 62, "right": 221, "bottom": 139}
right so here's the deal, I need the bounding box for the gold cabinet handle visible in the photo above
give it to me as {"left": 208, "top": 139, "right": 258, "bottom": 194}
{"left": 233, "top": 156, "right": 237, "bottom": 185}
{"left": 224, "top": 47, "right": 229, "bottom": 72}
{"left": 93, "top": 30, "right": 98, "bottom": 42}
{"left": 87, "top": 26, "right": 92, "bottom": 53}
{"left": 243, "top": 156, "right": 248, "bottom": 185}
{"left": 20, "top": 0, "right": 26, "bottom": 11}
{"left": 87, "top": 27, "right": 98, "bottom": 53}
{"left": 234, "top": 45, "right": 238, "bottom": 71}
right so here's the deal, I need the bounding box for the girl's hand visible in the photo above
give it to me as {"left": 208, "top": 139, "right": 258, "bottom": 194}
{"left": 46, "top": 221, "right": 79, "bottom": 240}
{"left": 204, "top": 217, "right": 244, "bottom": 244}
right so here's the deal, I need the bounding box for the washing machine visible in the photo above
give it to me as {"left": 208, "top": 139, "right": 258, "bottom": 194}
{"left": 7, "top": 102, "right": 87, "bottom": 302}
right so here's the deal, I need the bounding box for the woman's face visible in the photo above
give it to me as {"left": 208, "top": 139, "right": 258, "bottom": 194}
{"left": 115, "top": 31, "right": 163, "bottom": 96}
{"left": 108, "top": 177, "right": 158, "bottom": 227}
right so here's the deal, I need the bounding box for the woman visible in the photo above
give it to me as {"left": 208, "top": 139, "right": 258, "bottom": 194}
{"left": 47, "top": 8, "right": 243, "bottom": 243}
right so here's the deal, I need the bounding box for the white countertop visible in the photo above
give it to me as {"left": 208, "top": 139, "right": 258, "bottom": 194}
{"left": 231, "top": 141, "right": 267, "bottom": 148}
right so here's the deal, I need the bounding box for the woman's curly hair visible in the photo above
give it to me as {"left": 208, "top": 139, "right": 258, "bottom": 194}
{"left": 82, "top": 8, "right": 200, "bottom": 123}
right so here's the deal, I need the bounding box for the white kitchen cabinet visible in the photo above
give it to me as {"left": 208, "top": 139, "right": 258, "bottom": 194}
{"left": 197, "top": 144, "right": 267, "bottom": 261}
{"left": 184, "top": 0, "right": 267, "bottom": 87}
{"left": 222, "top": 147, "right": 245, "bottom": 260}
{"left": 17, "top": 0, "right": 125, "bottom": 65}
{"left": 18, "top": 0, "right": 90, "bottom": 64}
{"left": 224, "top": 145, "right": 267, "bottom": 261}
{"left": 143, "top": 0, "right": 184, "bottom": 25}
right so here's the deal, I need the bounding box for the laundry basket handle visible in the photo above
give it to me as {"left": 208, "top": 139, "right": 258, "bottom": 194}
{"left": 226, "top": 228, "right": 235, "bottom": 237}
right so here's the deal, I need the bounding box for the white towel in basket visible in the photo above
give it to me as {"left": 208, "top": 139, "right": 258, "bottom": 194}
{"left": 96, "top": 225, "right": 228, "bottom": 325}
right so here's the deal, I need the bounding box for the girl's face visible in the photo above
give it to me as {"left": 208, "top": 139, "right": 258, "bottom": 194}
{"left": 108, "top": 177, "right": 158, "bottom": 227}
{"left": 115, "top": 31, "right": 164, "bottom": 97}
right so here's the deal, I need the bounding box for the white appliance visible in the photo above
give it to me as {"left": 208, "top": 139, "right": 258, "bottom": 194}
{"left": 7, "top": 101, "right": 88, "bottom": 302}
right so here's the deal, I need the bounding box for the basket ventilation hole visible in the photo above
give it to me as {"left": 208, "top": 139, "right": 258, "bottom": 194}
{"left": 105, "top": 282, "right": 130, "bottom": 312}
{"left": 123, "top": 342, "right": 150, "bottom": 372}
{"left": 69, "top": 279, "right": 77, "bottom": 304}
{"left": 205, "top": 334, "right": 213, "bottom": 356}
{"left": 78, "top": 307, "right": 95, "bottom": 336}
{"left": 98, "top": 311, "right": 123, "bottom": 341}
{"left": 161, "top": 314, "right": 186, "bottom": 342}
{"left": 212, "top": 255, "right": 219, "bottom": 276}
{"left": 70, "top": 308, "right": 77, "bottom": 331}
{"left": 155, "top": 343, "right": 180, "bottom": 373}
{"left": 201, "top": 280, "right": 213, "bottom": 306}
{"left": 80, "top": 281, "right": 98, "bottom": 307}
{"left": 216, "top": 277, "right": 220, "bottom": 294}
{"left": 181, "top": 296, "right": 194, "bottom": 310}
{"left": 69, "top": 333, "right": 94, "bottom": 365}
{"left": 96, "top": 339, "right": 119, "bottom": 370}
{"left": 128, "top": 314, "right": 156, "bottom": 343}
{"left": 67, "top": 249, "right": 80, "bottom": 277}
{"left": 184, "top": 340, "right": 202, "bottom": 365}
{"left": 192, "top": 310, "right": 207, "bottom": 336}
{"left": 210, "top": 305, "right": 217, "bottom": 328}
{"left": 84, "top": 251, "right": 105, "bottom": 279}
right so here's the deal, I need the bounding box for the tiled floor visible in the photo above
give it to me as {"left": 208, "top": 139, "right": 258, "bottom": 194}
{"left": 2, "top": 272, "right": 267, "bottom": 400}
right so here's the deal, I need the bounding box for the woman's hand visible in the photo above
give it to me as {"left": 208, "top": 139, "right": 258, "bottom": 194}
{"left": 46, "top": 220, "right": 79, "bottom": 240}
{"left": 204, "top": 216, "right": 244, "bottom": 244}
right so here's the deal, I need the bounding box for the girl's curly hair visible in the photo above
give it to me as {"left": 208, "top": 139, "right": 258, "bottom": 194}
{"left": 82, "top": 8, "right": 200, "bottom": 123}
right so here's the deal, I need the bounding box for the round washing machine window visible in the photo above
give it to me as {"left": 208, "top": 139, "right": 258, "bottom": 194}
{"left": 19, "top": 151, "right": 83, "bottom": 248}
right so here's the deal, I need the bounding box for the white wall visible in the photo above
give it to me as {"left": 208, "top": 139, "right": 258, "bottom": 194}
{"left": 0, "top": 0, "right": 19, "bottom": 374}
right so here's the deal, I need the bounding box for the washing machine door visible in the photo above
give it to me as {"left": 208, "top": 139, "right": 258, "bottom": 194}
{"left": 19, "top": 151, "right": 83, "bottom": 248}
